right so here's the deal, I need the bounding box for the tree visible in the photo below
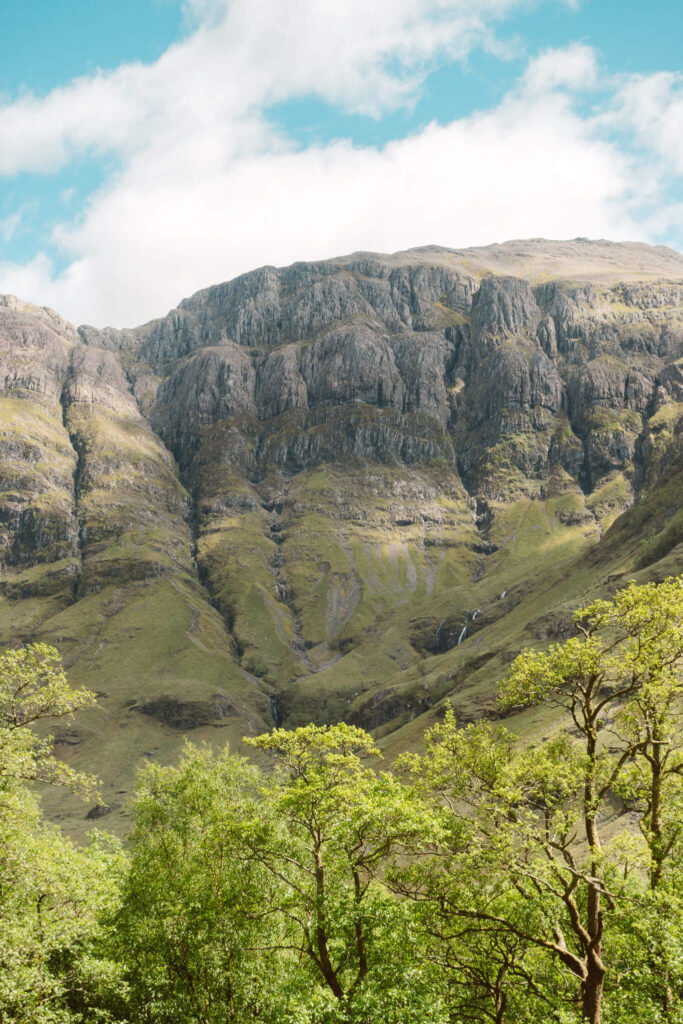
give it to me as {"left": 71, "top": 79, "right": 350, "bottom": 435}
{"left": 597, "top": 577, "right": 683, "bottom": 1016}
{"left": 5, "top": 576, "right": 680, "bottom": 1024}
{"left": 399, "top": 576, "right": 683, "bottom": 1024}
{"left": 246, "top": 723, "right": 443, "bottom": 1023}
{"left": 117, "top": 725, "right": 443, "bottom": 1024}
{"left": 0, "top": 643, "right": 125, "bottom": 1024}
{"left": 500, "top": 576, "right": 683, "bottom": 1021}
{"left": 0, "top": 642, "right": 97, "bottom": 795}
{"left": 395, "top": 719, "right": 580, "bottom": 1023}
{"left": 116, "top": 742, "right": 288, "bottom": 1024}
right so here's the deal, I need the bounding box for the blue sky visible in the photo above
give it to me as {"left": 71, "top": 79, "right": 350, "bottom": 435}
{"left": 0, "top": 0, "right": 681, "bottom": 326}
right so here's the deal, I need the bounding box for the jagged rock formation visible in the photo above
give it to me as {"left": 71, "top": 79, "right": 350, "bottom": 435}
{"left": 1, "top": 238, "right": 682, "bottom": 833}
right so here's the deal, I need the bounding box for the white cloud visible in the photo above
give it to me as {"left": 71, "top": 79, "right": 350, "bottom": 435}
{"left": 0, "top": 69, "right": 637, "bottom": 326}
{"left": 0, "top": 1, "right": 680, "bottom": 326}
{"left": 0, "top": 201, "right": 39, "bottom": 244}
{"left": 607, "top": 71, "right": 683, "bottom": 175}
{"left": 0, "top": 0, "right": 531, "bottom": 177}
{"left": 521, "top": 41, "right": 599, "bottom": 93}
{"left": 0, "top": 211, "right": 22, "bottom": 243}
{"left": 0, "top": 252, "right": 56, "bottom": 300}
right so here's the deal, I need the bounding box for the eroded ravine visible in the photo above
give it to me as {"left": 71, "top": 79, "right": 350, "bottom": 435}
{"left": 264, "top": 486, "right": 316, "bottom": 674}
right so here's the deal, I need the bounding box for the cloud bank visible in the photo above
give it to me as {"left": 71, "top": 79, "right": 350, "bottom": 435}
{"left": 0, "top": 0, "right": 681, "bottom": 326}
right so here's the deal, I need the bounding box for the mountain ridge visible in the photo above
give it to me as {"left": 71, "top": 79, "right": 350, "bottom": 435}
{"left": 76, "top": 237, "right": 683, "bottom": 335}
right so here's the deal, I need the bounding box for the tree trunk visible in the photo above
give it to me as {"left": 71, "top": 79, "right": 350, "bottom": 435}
{"left": 649, "top": 736, "right": 664, "bottom": 890}
{"left": 581, "top": 864, "right": 605, "bottom": 1024}
{"left": 581, "top": 720, "right": 606, "bottom": 1024}
{"left": 350, "top": 868, "right": 368, "bottom": 993}
{"left": 314, "top": 846, "right": 344, "bottom": 1000}
{"left": 581, "top": 953, "right": 605, "bottom": 1024}
{"left": 647, "top": 733, "right": 674, "bottom": 1016}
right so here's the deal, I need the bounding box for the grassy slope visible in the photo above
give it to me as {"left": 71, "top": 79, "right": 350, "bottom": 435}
{"left": 379, "top": 408, "right": 683, "bottom": 760}
{"left": 1, "top": 391, "right": 271, "bottom": 837}
{"left": 0, "top": 390, "right": 81, "bottom": 637}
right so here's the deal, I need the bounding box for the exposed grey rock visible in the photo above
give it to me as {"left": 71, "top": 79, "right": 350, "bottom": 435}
{"left": 155, "top": 343, "right": 257, "bottom": 459}
{"left": 567, "top": 361, "right": 654, "bottom": 425}
{"left": 3, "top": 238, "right": 683, "bottom": 543}
{"left": 0, "top": 502, "right": 79, "bottom": 567}
{"left": 136, "top": 693, "right": 237, "bottom": 729}
{"left": 300, "top": 324, "right": 404, "bottom": 411}
{"left": 78, "top": 323, "right": 139, "bottom": 353}
{"left": 658, "top": 362, "right": 683, "bottom": 402}
{"left": 139, "top": 308, "right": 202, "bottom": 369}
{"left": 537, "top": 315, "right": 558, "bottom": 358}
{"left": 86, "top": 803, "right": 119, "bottom": 820}
{"left": 473, "top": 276, "right": 540, "bottom": 340}
{"left": 390, "top": 331, "right": 454, "bottom": 425}
{"left": 0, "top": 295, "right": 80, "bottom": 346}
{"left": 257, "top": 406, "right": 454, "bottom": 476}
{"left": 0, "top": 308, "right": 72, "bottom": 399}
{"left": 65, "top": 346, "right": 142, "bottom": 417}
{"left": 256, "top": 344, "right": 308, "bottom": 419}
{"left": 614, "top": 282, "right": 682, "bottom": 309}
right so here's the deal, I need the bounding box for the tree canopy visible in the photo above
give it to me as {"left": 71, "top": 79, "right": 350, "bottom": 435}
{"left": 1, "top": 578, "right": 682, "bottom": 1023}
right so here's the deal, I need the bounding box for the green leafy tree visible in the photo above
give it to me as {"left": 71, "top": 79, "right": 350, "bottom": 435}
{"left": 245, "top": 723, "right": 444, "bottom": 1023}
{"left": 0, "top": 642, "right": 97, "bottom": 794}
{"left": 0, "top": 643, "right": 124, "bottom": 1023}
{"left": 500, "top": 577, "right": 683, "bottom": 1021}
{"left": 5, "top": 577, "right": 681, "bottom": 1024}
{"left": 116, "top": 742, "right": 288, "bottom": 1024}
{"left": 396, "top": 720, "right": 578, "bottom": 1023}
{"left": 597, "top": 578, "right": 683, "bottom": 1017}
{"left": 399, "top": 577, "right": 683, "bottom": 1024}
{"left": 117, "top": 725, "right": 443, "bottom": 1024}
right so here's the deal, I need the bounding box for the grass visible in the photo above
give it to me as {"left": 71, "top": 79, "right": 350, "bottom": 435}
{"left": 35, "top": 575, "right": 272, "bottom": 839}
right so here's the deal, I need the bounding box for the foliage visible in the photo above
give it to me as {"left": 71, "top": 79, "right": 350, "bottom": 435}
{"left": 0, "top": 643, "right": 124, "bottom": 1023}
{"left": 111, "top": 725, "right": 445, "bottom": 1023}
{"left": 245, "top": 723, "right": 443, "bottom": 1022}
{"left": 3, "top": 577, "right": 683, "bottom": 1023}
{"left": 116, "top": 742, "right": 288, "bottom": 1023}
{"left": 396, "top": 576, "right": 683, "bottom": 1024}
{"left": 0, "top": 642, "right": 97, "bottom": 794}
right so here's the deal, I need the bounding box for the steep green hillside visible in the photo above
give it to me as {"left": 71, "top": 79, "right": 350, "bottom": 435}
{"left": 1, "top": 239, "right": 682, "bottom": 834}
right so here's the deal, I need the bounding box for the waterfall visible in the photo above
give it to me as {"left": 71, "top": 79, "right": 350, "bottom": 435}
{"left": 269, "top": 694, "right": 282, "bottom": 728}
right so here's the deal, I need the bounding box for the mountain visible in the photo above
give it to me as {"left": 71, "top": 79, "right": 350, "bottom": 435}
{"left": 1, "top": 238, "right": 682, "bottom": 834}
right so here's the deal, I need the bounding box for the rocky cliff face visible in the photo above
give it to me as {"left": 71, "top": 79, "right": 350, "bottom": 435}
{"left": 2, "top": 238, "right": 683, "bottom": 833}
